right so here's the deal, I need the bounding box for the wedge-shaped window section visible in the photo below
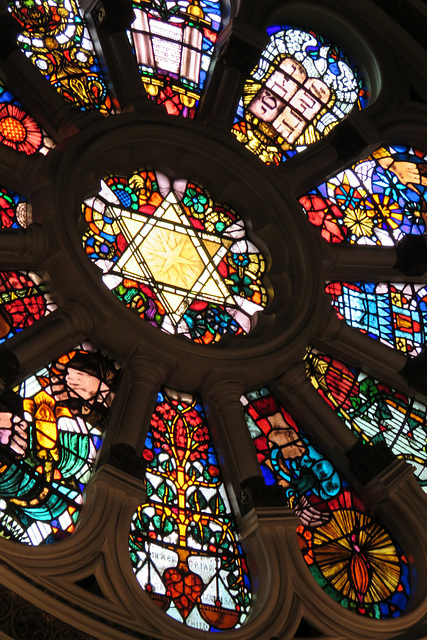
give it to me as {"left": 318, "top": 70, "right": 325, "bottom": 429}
{"left": 233, "top": 25, "right": 368, "bottom": 165}
{"left": 326, "top": 281, "right": 427, "bottom": 356}
{"left": 0, "top": 345, "right": 119, "bottom": 544}
{"left": 241, "top": 387, "right": 412, "bottom": 618}
{"left": 300, "top": 145, "right": 427, "bottom": 244}
{"left": 305, "top": 347, "right": 427, "bottom": 492}
{"left": 129, "top": 388, "right": 252, "bottom": 631}
{"left": 128, "top": 0, "right": 222, "bottom": 118}
{"left": 9, "top": 0, "right": 114, "bottom": 115}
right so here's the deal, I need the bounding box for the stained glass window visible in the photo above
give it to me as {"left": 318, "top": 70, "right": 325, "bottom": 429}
{"left": 326, "top": 281, "right": 427, "bottom": 356}
{"left": 129, "top": 388, "right": 251, "bottom": 631}
{"left": 0, "top": 345, "right": 118, "bottom": 544}
{"left": 300, "top": 145, "right": 427, "bottom": 244}
{"left": 305, "top": 347, "right": 427, "bottom": 491}
{"left": 82, "top": 168, "right": 268, "bottom": 344}
{"left": 128, "top": 0, "right": 222, "bottom": 118}
{"left": 0, "top": 81, "right": 54, "bottom": 155}
{"left": 232, "top": 25, "right": 368, "bottom": 165}
{"left": 9, "top": 0, "right": 114, "bottom": 115}
{"left": 0, "top": 185, "right": 29, "bottom": 228}
{"left": 241, "top": 387, "right": 411, "bottom": 618}
{"left": 0, "top": 270, "right": 57, "bottom": 344}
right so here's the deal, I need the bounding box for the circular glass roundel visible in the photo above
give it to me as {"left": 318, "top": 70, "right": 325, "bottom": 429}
{"left": 82, "top": 168, "right": 268, "bottom": 344}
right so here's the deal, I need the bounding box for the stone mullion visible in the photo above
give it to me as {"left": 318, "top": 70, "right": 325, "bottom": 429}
{"left": 84, "top": 0, "right": 149, "bottom": 112}
{"left": 316, "top": 309, "right": 408, "bottom": 391}
{"left": 102, "top": 354, "right": 168, "bottom": 455}
{"left": 202, "top": 376, "right": 264, "bottom": 516}
{"left": 0, "top": 224, "right": 46, "bottom": 269}
{"left": 275, "top": 362, "right": 423, "bottom": 508}
{"left": 200, "top": 21, "right": 268, "bottom": 128}
{"left": 274, "top": 361, "right": 357, "bottom": 460}
{"left": 0, "top": 300, "right": 95, "bottom": 390}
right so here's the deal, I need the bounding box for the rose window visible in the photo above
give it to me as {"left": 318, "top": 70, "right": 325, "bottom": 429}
{"left": 0, "top": 1, "right": 424, "bottom": 639}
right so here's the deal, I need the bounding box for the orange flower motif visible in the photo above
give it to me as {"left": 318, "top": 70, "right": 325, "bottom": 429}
{"left": 0, "top": 103, "right": 43, "bottom": 155}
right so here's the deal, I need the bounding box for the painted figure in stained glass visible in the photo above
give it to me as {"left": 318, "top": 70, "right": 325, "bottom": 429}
{"left": 305, "top": 347, "right": 427, "bottom": 491}
{"left": 0, "top": 271, "right": 57, "bottom": 344}
{"left": 9, "top": 0, "right": 113, "bottom": 115}
{"left": 129, "top": 0, "right": 222, "bottom": 118}
{"left": 241, "top": 388, "right": 411, "bottom": 618}
{"left": 232, "top": 26, "right": 368, "bottom": 164}
{"left": 0, "top": 345, "right": 118, "bottom": 545}
{"left": 300, "top": 145, "right": 427, "bottom": 244}
{"left": 0, "top": 81, "right": 54, "bottom": 155}
{"left": 129, "top": 388, "right": 251, "bottom": 631}
{"left": 326, "top": 281, "right": 427, "bottom": 356}
{"left": 82, "top": 169, "right": 268, "bottom": 344}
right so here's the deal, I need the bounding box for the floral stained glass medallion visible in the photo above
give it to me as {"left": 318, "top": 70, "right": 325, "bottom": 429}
{"left": 300, "top": 146, "right": 427, "bottom": 244}
{"left": 0, "top": 81, "right": 54, "bottom": 155}
{"left": 305, "top": 347, "right": 427, "bottom": 491}
{"left": 82, "top": 169, "right": 268, "bottom": 344}
{"left": 326, "top": 281, "right": 427, "bottom": 356}
{"left": 232, "top": 25, "right": 368, "bottom": 165}
{"left": 128, "top": 0, "right": 222, "bottom": 118}
{"left": 9, "top": 0, "right": 114, "bottom": 115}
{"left": 129, "top": 388, "right": 251, "bottom": 631}
{"left": 241, "top": 388, "right": 411, "bottom": 618}
{"left": 0, "top": 270, "right": 57, "bottom": 344}
{"left": 0, "top": 345, "right": 118, "bottom": 545}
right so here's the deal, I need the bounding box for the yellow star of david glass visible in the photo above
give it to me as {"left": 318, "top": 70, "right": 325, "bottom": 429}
{"left": 82, "top": 169, "right": 268, "bottom": 344}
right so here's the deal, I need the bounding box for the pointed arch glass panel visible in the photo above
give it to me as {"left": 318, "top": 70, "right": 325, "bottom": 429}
{"left": 326, "top": 281, "right": 427, "bottom": 356}
{"left": 0, "top": 344, "right": 119, "bottom": 544}
{"left": 241, "top": 387, "right": 412, "bottom": 618}
{"left": 128, "top": 0, "right": 222, "bottom": 118}
{"left": 82, "top": 168, "right": 268, "bottom": 344}
{"left": 305, "top": 347, "right": 427, "bottom": 491}
{"left": 0, "top": 81, "right": 54, "bottom": 155}
{"left": 129, "top": 388, "right": 252, "bottom": 631}
{"left": 232, "top": 25, "right": 368, "bottom": 165}
{"left": 300, "top": 145, "right": 427, "bottom": 244}
{"left": 9, "top": 0, "right": 114, "bottom": 115}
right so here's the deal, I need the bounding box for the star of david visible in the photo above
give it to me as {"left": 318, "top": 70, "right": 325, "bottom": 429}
{"left": 106, "top": 188, "right": 235, "bottom": 329}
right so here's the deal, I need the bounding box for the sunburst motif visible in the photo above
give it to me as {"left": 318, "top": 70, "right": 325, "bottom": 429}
{"left": 312, "top": 509, "right": 401, "bottom": 604}
{"left": 140, "top": 227, "right": 204, "bottom": 289}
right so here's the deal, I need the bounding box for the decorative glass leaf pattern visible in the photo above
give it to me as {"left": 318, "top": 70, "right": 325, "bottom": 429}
{"left": 326, "top": 281, "right": 427, "bottom": 356}
{"left": 241, "top": 387, "right": 411, "bottom": 618}
{"left": 0, "top": 345, "right": 119, "bottom": 545}
{"left": 0, "top": 81, "right": 54, "bottom": 155}
{"left": 129, "top": 388, "right": 251, "bottom": 631}
{"left": 232, "top": 25, "right": 368, "bottom": 165}
{"left": 305, "top": 347, "right": 427, "bottom": 491}
{"left": 82, "top": 169, "right": 268, "bottom": 344}
{"left": 128, "top": 0, "right": 222, "bottom": 118}
{"left": 0, "top": 271, "right": 57, "bottom": 344}
{"left": 9, "top": 0, "right": 114, "bottom": 115}
{"left": 0, "top": 185, "right": 30, "bottom": 228}
{"left": 300, "top": 146, "right": 427, "bottom": 244}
